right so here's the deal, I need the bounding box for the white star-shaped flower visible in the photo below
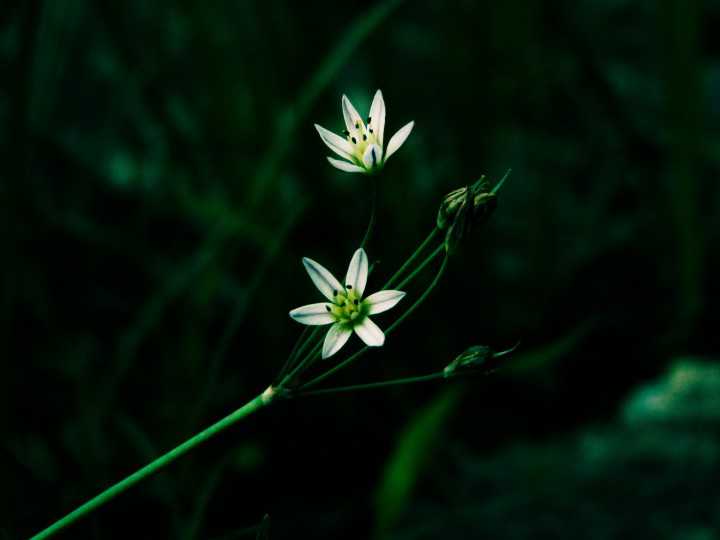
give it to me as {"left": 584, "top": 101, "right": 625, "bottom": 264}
{"left": 289, "top": 248, "right": 406, "bottom": 359}
{"left": 314, "top": 90, "right": 414, "bottom": 174}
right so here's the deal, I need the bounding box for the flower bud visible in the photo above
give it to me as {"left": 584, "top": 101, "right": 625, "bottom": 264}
{"left": 443, "top": 182, "right": 491, "bottom": 251}
{"left": 443, "top": 345, "right": 492, "bottom": 377}
{"left": 471, "top": 191, "right": 497, "bottom": 226}
{"left": 437, "top": 173, "right": 507, "bottom": 253}
{"left": 436, "top": 187, "right": 469, "bottom": 230}
{"left": 443, "top": 342, "right": 519, "bottom": 377}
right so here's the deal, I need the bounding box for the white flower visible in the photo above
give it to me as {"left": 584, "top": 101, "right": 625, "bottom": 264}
{"left": 314, "top": 89, "right": 414, "bottom": 174}
{"left": 289, "top": 248, "right": 406, "bottom": 359}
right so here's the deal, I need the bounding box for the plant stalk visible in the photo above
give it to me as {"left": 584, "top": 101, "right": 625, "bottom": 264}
{"left": 31, "top": 393, "right": 270, "bottom": 540}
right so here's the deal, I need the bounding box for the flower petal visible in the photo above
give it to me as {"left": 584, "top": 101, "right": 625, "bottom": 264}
{"left": 384, "top": 121, "right": 414, "bottom": 163}
{"left": 345, "top": 248, "right": 368, "bottom": 297}
{"left": 369, "top": 89, "right": 386, "bottom": 147}
{"left": 302, "top": 257, "right": 343, "bottom": 301}
{"left": 289, "top": 303, "right": 335, "bottom": 325}
{"left": 354, "top": 317, "right": 385, "bottom": 347}
{"left": 322, "top": 323, "right": 352, "bottom": 359}
{"left": 362, "top": 143, "right": 382, "bottom": 170}
{"left": 327, "top": 157, "right": 365, "bottom": 173}
{"left": 364, "top": 290, "right": 406, "bottom": 315}
{"left": 315, "top": 124, "right": 354, "bottom": 160}
{"left": 342, "top": 94, "right": 364, "bottom": 133}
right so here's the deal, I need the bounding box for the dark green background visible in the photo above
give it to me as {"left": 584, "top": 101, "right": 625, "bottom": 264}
{"left": 2, "top": 0, "right": 719, "bottom": 538}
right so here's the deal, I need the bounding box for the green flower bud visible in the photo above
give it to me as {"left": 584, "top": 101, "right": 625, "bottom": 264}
{"left": 437, "top": 173, "right": 508, "bottom": 253}
{"left": 470, "top": 191, "right": 497, "bottom": 225}
{"left": 443, "top": 342, "right": 519, "bottom": 377}
{"left": 437, "top": 187, "right": 469, "bottom": 230}
{"left": 443, "top": 345, "right": 492, "bottom": 377}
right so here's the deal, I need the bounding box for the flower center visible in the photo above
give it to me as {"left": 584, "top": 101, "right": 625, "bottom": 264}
{"left": 326, "top": 287, "right": 366, "bottom": 325}
{"left": 344, "top": 116, "right": 379, "bottom": 165}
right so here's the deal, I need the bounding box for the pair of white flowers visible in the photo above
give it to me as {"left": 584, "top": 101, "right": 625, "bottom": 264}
{"left": 289, "top": 90, "right": 414, "bottom": 358}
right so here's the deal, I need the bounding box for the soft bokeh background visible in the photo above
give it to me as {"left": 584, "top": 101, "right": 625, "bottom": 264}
{"left": 2, "top": 0, "right": 719, "bottom": 538}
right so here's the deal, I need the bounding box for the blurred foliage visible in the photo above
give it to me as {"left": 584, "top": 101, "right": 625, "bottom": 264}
{"left": 374, "top": 387, "right": 462, "bottom": 537}
{"left": 390, "top": 360, "right": 720, "bottom": 539}
{"left": 2, "top": 0, "right": 719, "bottom": 538}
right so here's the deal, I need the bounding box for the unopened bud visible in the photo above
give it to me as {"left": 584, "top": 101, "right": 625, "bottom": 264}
{"left": 437, "top": 187, "right": 469, "bottom": 230}
{"left": 443, "top": 345, "right": 492, "bottom": 377}
{"left": 443, "top": 342, "right": 519, "bottom": 378}
{"left": 436, "top": 174, "right": 505, "bottom": 253}
{"left": 471, "top": 191, "right": 497, "bottom": 225}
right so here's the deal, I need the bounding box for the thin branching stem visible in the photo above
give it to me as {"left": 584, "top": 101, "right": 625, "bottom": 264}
{"left": 279, "top": 338, "right": 323, "bottom": 387}
{"left": 359, "top": 175, "right": 379, "bottom": 250}
{"left": 491, "top": 168, "right": 512, "bottom": 194}
{"left": 386, "top": 254, "right": 448, "bottom": 334}
{"left": 382, "top": 227, "right": 440, "bottom": 289}
{"left": 296, "top": 362, "right": 499, "bottom": 398}
{"left": 277, "top": 325, "right": 316, "bottom": 382}
{"left": 393, "top": 243, "right": 445, "bottom": 291}
{"left": 296, "top": 372, "right": 445, "bottom": 396}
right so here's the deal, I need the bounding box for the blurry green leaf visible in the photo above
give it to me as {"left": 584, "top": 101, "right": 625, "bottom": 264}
{"left": 256, "top": 514, "right": 270, "bottom": 540}
{"left": 506, "top": 319, "right": 594, "bottom": 375}
{"left": 29, "top": 0, "right": 85, "bottom": 130}
{"left": 207, "top": 514, "right": 270, "bottom": 540}
{"left": 660, "top": 0, "right": 704, "bottom": 340}
{"left": 374, "top": 386, "right": 462, "bottom": 536}
{"left": 229, "top": 442, "right": 265, "bottom": 472}
{"left": 5, "top": 435, "right": 58, "bottom": 483}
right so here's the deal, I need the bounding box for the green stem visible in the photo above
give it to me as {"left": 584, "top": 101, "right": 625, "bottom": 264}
{"left": 386, "top": 254, "right": 448, "bottom": 334}
{"left": 491, "top": 168, "right": 512, "bottom": 194}
{"left": 287, "top": 325, "right": 312, "bottom": 365}
{"left": 300, "top": 254, "right": 449, "bottom": 391}
{"left": 297, "top": 371, "right": 446, "bottom": 396}
{"left": 382, "top": 227, "right": 439, "bottom": 289}
{"left": 31, "top": 394, "right": 270, "bottom": 540}
{"left": 277, "top": 325, "right": 313, "bottom": 381}
{"left": 279, "top": 337, "right": 324, "bottom": 387}
{"left": 393, "top": 243, "right": 445, "bottom": 291}
{"left": 359, "top": 176, "right": 378, "bottom": 250}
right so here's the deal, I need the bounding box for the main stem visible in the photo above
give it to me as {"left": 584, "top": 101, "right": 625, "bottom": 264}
{"left": 31, "top": 393, "right": 269, "bottom": 540}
